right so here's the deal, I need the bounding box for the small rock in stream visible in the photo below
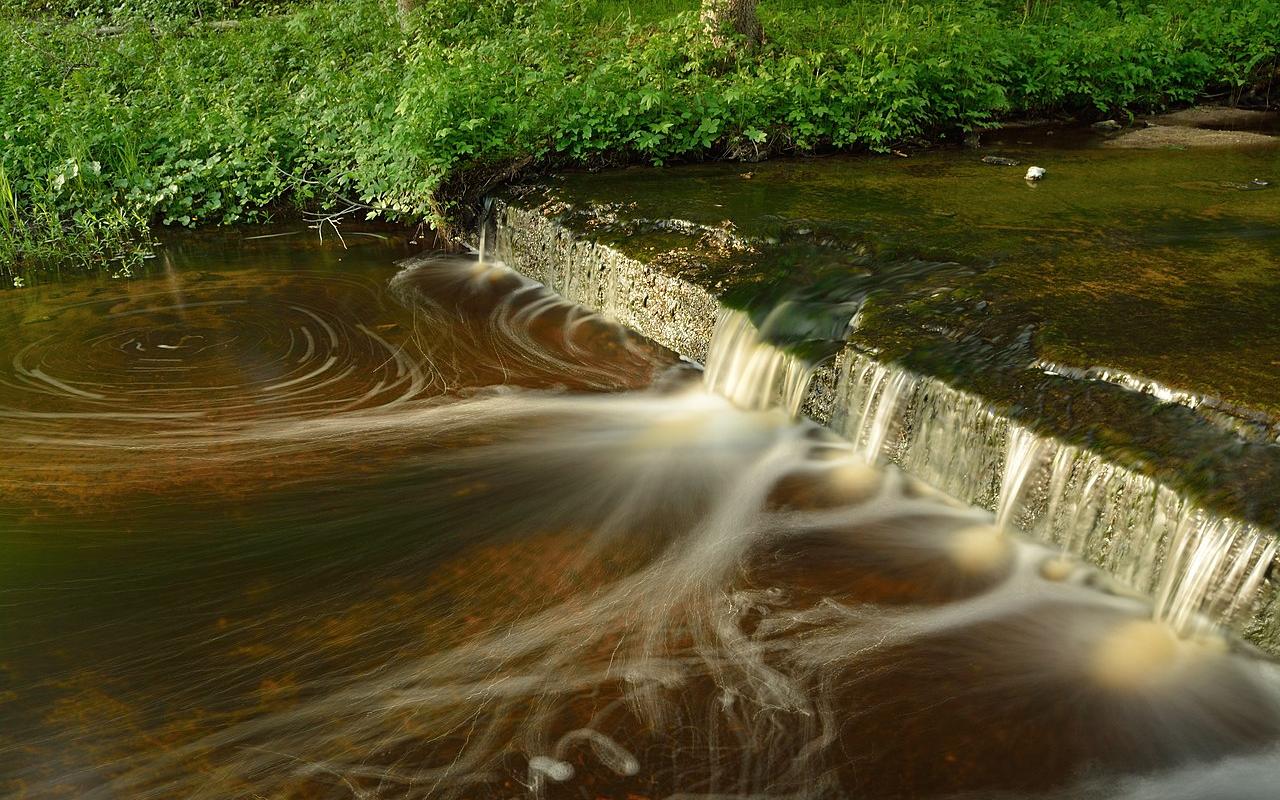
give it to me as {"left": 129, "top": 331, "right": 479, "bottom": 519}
{"left": 1093, "top": 119, "right": 1124, "bottom": 131}
{"left": 1221, "top": 179, "right": 1272, "bottom": 191}
{"left": 1025, "top": 166, "right": 1047, "bottom": 181}
{"left": 982, "top": 156, "right": 1021, "bottom": 166}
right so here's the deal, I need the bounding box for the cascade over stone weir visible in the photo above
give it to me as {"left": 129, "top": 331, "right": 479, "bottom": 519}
{"left": 704, "top": 310, "right": 817, "bottom": 417}
{"left": 486, "top": 198, "right": 1280, "bottom": 650}
{"left": 829, "top": 346, "right": 1278, "bottom": 639}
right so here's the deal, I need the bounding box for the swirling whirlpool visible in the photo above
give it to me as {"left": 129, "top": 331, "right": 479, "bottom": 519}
{"left": 5, "top": 277, "right": 419, "bottom": 419}
{"left": 0, "top": 251, "right": 663, "bottom": 500}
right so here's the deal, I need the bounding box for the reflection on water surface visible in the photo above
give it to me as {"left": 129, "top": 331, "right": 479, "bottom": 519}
{"left": 1, "top": 232, "right": 1278, "bottom": 799}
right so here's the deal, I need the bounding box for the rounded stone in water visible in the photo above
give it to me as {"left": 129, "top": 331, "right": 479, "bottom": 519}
{"left": 947, "top": 523, "right": 1012, "bottom": 573}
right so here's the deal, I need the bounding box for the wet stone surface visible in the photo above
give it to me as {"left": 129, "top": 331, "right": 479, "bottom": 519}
{"left": 496, "top": 126, "right": 1280, "bottom": 530}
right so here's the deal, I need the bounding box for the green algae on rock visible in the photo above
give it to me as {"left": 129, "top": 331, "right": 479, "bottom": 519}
{"left": 523, "top": 134, "right": 1280, "bottom": 429}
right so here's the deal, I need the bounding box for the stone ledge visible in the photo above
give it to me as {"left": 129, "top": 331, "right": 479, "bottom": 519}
{"left": 487, "top": 196, "right": 1280, "bottom": 654}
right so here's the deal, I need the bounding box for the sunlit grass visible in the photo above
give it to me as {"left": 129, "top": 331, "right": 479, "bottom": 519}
{"left": 1, "top": 0, "right": 1276, "bottom": 281}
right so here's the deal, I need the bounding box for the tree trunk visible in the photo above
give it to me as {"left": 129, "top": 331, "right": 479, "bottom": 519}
{"left": 397, "top": 0, "right": 417, "bottom": 30}
{"left": 700, "top": 0, "right": 761, "bottom": 48}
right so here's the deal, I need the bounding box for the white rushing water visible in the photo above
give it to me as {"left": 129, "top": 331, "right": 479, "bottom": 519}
{"left": 701, "top": 308, "right": 1280, "bottom": 640}
{"left": 702, "top": 311, "right": 1276, "bottom": 639}
{"left": 704, "top": 310, "right": 817, "bottom": 417}
{"left": 825, "top": 348, "right": 1278, "bottom": 638}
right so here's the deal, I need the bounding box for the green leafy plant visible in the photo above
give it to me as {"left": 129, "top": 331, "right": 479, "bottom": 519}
{"left": 2, "top": 0, "right": 1278, "bottom": 281}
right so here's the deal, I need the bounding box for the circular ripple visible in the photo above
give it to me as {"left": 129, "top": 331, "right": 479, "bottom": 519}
{"left": 0, "top": 257, "right": 671, "bottom": 503}
{"left": 0, "top": 270, "right": 436, "bottom": 502}
{"left": 1, "top": 273, "right": 427, "bottom": 429}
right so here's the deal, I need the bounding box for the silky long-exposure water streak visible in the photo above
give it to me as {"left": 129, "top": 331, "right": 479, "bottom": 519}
{"left": 1, "top": 232, "right": 1279, "bottom": 799}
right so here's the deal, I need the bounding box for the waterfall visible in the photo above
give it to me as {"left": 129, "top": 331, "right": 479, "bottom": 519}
{"left": 1156, "top": 514, "right": 1278, "bottom": 637}
{"left": 700, "top": 314, "right": 1277, "bottom": 636}
{"left": 997, "top": 426, "right": 1045, "bottom": 529}
{"left": 839, "top": 360, "right": 916, "bottom": 463}
{"left": 831, "top": 354, "right": 1003, "bottom": 501}
{"left": 703, "top": 309, "right": 816, "bottom": 416}
{"left": 476, "top": 197, "right": 494, "bottom": 265}
{"left": 829, "top": 349, "right": 1278, "bottom": 636}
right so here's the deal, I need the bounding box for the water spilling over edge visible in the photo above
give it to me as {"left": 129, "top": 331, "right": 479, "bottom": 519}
{"left": 697, "top": 307, "right": 1277, "bottom": 640}
{"left": 489, "top": 200, "right": 1280, "bottom": 648}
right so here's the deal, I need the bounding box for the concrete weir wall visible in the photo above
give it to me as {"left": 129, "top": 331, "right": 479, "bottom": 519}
{"left": 488, "top": 199, "right": 1280, "bottom": 654}
{"left": 488, "top": 203, "right": 722, "bottom": 366}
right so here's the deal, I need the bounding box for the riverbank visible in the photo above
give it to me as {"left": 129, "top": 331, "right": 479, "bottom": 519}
{"left": 2, "top": 0, "right": 1278, "bottom": 284}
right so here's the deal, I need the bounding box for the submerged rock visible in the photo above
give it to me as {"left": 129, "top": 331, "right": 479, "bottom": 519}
{"left": 1221, "top": 179, "right": 1273, "bottom": 191}
{"left": 982, "top": 155, "right": 1021, "bottom": 166}
{"left": 1148, "top": 106, "right": 1280, "bottom": 133}
{"left": 1105, "top": 126, "right": 1279, "bottom": 149}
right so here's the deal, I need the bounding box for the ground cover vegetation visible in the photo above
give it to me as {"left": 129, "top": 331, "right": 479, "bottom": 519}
{"left": 1, "top": 0, "right": 1277, "bottom": 282}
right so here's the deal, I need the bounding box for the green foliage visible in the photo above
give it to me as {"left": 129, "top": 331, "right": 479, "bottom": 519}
{"left": 1, "top": 0, "right": 1278, "bottom": 280}
{"left": 391, "top": 0, "right": 1280, "bottom": 220}
{"left": 0, "top": 0, "right": 298, "bottom": 22}
{"left": 0, "top": 0, "right": 400, "bottom": 281}
{"left": 0, "top": 163, "right": 150, "bottom": 284}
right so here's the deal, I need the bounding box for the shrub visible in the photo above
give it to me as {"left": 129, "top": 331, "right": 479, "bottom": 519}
{"left": 2, "top": 0, "right": 1278, "bottom": 280}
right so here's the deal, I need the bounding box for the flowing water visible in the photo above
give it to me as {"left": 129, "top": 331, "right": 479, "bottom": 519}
{"left": 2, "top": 232, "right": 1280, "bottom": 799}
{"left": 825, "top": 348, "right": 1280, "bottom": 641}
